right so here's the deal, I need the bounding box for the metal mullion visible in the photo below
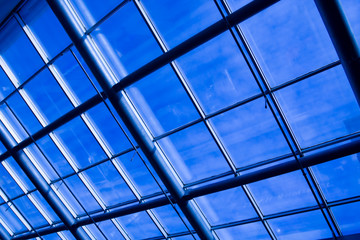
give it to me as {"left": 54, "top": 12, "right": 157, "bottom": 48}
{"left": 109, "top": 218, "right": 131, "bottom": 240}
{"left": 146, "top": 209, "right": 169, "bottom": 239}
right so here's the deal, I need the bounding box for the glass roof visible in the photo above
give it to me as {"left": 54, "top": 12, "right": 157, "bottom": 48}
{"left": 0, "top": 0, "right": 359, "bottom": 239}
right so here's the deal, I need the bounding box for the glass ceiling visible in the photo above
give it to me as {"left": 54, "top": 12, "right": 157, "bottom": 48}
{"left": 0, "top": 0, "right": 359, "bottom": 239}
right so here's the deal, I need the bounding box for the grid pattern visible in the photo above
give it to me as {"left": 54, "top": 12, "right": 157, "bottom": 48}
{"left": 0, "top": 0, "right": 359, "bottom": 239}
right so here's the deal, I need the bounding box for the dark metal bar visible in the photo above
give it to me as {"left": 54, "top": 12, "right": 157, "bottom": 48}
{"left": 0, "top": 125, "right": 88, "bottom": 239}
{"left": 315, "top": 0, "right": 360, "bottom": 106}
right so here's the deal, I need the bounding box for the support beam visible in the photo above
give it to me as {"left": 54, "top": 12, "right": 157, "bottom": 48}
{"left": 0, "top": 125, "right": 88, "bottom": 239}
{"left": 315, "top": 0, "right": 360, "bottom": 105}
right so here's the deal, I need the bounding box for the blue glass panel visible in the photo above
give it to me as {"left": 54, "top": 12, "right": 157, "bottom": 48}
{"left": 83, "top": 161, "right": 136, "bottom": 206}
{"left": 70, "top": 0, "right": 122, "bottom": 29}
{"left": 268, "top": 210, "right": 332, "bottom": 239}
{"left": 86, "top": 103, "right": 131, "bottom": 154}
{"left": 0, "top": 67, "right": 14, "bottom": 101}
{"left": 52, "top": 181, "right": 85, "bottom": 216}
{"left": 227, "top": 0, "right": 253, "bottom": 11}
{"left": 0, "top": 18, "right": 43, "bottom": 84}
{"left": 0, "top": 102, "right": 29, "bottom": 142}
{"left": 0, "top": 204, "right": 27, "bottom": 234}
{"left": 153, "top": 205, "right": 188, "bottom": 234}
{"left": 92, "top": 2, "right": 162, "bottom": 80}
{"left": 36, "top": 136, "right": 75, "bottom": 177}
{"left": 312, "top": 154, "right": 360, "bottom": 202}
{"left": 117, "top": 211, "right": 162, "bottom": 239}
{"left": 332, "top": 202, "right": 360, "bottom": 235}
{"left": 53, "top": 50, "right": 97, "bottom": 103}
{"left": 276, "top": 66, "right": 360, "bottom": 148}
{"left": 240, "top": 0, "right": 338, "bottom": 86}
{"left": 115, "top": 151, "right": 161, "bottom": 196}
{"left": 340, "top": 0, "right": 360, "bottom": 45}
{"left": 196, "top": 187, "right": 257, "bottom": 225}
{"left": 158, "top": 122, "right": 230, "bottom": 183}
{"left": 215, "top": 222, "right": 270, "bottom": 240}
{"left": 19, "top": 0, "right": 71, "bottom": 59}
{"left": 142, "top": 0, "right": 221, "bottom": 48}
{"left": 64, "top": 175, "right": 101, "bottom": 213}
{"left": 5, "top": 157, "right": 35, "bottom": 191}
{"left": 172, "top": 234, "right": 200, "bottom": 240}
{"left": 177, "top": 32, "right": 259, "bottom": 114}
{"left": 248, "top": 171, "right": 317, "bottom": 215}
{"left": 42, "top": 232, "right": 63, "bottom": 240}
{"left": 53, "top": 117, "right": 107, "bottom": 169}
{"left": 24, "top": 68, "right": 73, "bottom": 124}
{"left": 31, "top": 191, "right": 60, "bottom": 223}
{"left": 98, "top": 220, "right": 125, "bottom": 240}
{"left": 86, "top": 224, "right": 106, "bottom": 240}
{"left": 13, "top": 195, "right": 48, "bottom": 228}
{"left": 127, "top": 65, "right": 199, "bottom": 136}
{"left": 211, "top": 98, "right": 290, "bottom": 168}
{"left": 61, "top": 231, "right": 76, "bottom": 240}
{"left": 0, "top": 163, "right": 23, "bottom": 199}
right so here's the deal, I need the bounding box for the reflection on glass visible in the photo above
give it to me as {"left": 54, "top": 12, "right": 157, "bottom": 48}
{"left": 0, "top": 204, "right": 27, "bottom": 234}
{"left": 31, "top": 191, "right": 60, "bottom": 223}
{"left": 215, "top": 222, "right": 270, "bottom": 240}
{"left": 153, "top": 205, "right": 188, "bottom": 234}
{"left": 0, "top": 67, "right": 14, "bottom": 101}
{"left": 340, "top": 0, "right": 360, "bottom": 45}
{"left": 0, "top": 162, "right": 23, "bottom": 199}
{"left": 5, "top": 157, "right": 35, "bottom": 191}
{"left": 98, "top": 220, "right": 125, "bottom": 240}
{"left": 332, "top": 202, "right": 360, "bottom": 236}
{"left": 13, "top": 195, "right": 48, "bottom": 228}
{"left": 85, "top": 224, "right": 106, "bottom": 240}
{"left": 0, "top": 102, "right": 29, "bottom": 142}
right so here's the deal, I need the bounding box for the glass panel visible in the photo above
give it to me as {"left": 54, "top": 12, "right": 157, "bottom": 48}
{"left": 177, "top": 32, "right": 259, "bottom": 114}
{"left": 13, "top": 195, "right": 48, "bottom": 228}
{"left": 52, "top": 180, "right": 85, "bottom": 216}
{"left": 0, "top": 163, "right": 23, "bottom": 199}
{"left": 98, "top": 220, "right": 125, "bottom": 240}
{"left": 158, "top": 122, "right": 230, "bottom": 183}
{"left": 211, "top": 98, "right": 290, "bottom": 168}
{"left": 142, "top": 0, "right": 221, "bottom": 48}
{"left": 153, "top": 205, "right": 188, "bottom": 234}
{"left": 268, "top": 210, "right": 332, "bottom": 239}
{"left": 91, "top": 2, "right": 162, "bottom": 80}
{"left": 332, "top": 202, "right": 360, "bottom": 235}
{"left": 215, "top": 222, "right": 270, "bottom": 240}
{"left": 227, "top": 0, "right": 253, "bottom": 11}
{"left": 340, "top": 0, "right": 360, "bottom": 45}
{"left": 248, "top": 171, "right": 317, "bottom": 215}
{"left": 127, "top": 65, "right": 199, "bottom": 136}
{"left": 0, "top": 18, "right": 43, "bottom": 85}
{"left": 0, "top": 204, "right": 27, "bottom": 234}
{"left": 86, "top": 224, "right": 106, "bottom": 240}
{"left": 19, "top": 0, "right": 71, "bottom": 60}
{"left": 0, "top": 67, "right": 14, "bottom": 101}
{"left": 312, "top": 154, "right": 360, "bottom": 201}
{"left": 53, "top": 117, "right": 107, "bottom": 169}
{"left": 5, "top": 157, "right": 35, "bottom": 191}
{"left": 83, "top": 161, "right": 136, "bottom": 207}
{"left": 42, "top": 232, "right": 65, "bottom": 240}
{"left": 30, "top": 191, "right": 60, "bottom": 223}
{"left": 240, "top": 0, "right": 338, "bottom": 86}
{"left": 276, "top": 66, "right": 360, "bottom": 148}
{"left": 196, "top": 187, "right": 257, "bottom": 226}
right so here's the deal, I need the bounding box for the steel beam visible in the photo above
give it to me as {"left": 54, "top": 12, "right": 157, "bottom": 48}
{"left": 0, "top": 125, "right": 88, "bottom": 239}
{"left": 315, "top": 0, "right": 360, "bottom": 105}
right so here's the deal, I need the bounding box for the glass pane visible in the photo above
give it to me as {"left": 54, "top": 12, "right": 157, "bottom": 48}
{"left": 268, "top": 210, "right": 332, "bottom": 239}
{"left": 13, "top": 195, "right": 48, "bottom": 228}
{"left": 52, "top": 180, "right": 85, "bottom": 216}
{"left": 227, "top": 0, "right": 253, "bottom": 11}
{"left": 0, "top": 18, "right": 43, "bottom": 85}
{"left": 332, "top": 202, "right": 360, "bottom": 235}
{"left": 83, "top": 161, "right": 136, "bottom": 207}
{"left": 5, "top": 157, "right": 35, "bottom": 192}
{"left": 211, "top": 98, "right": 290, "bottom": 168}
{"left": 158, "top": 122, "right": 230, "bottom": 183}
{"left": 92, "top": 2, "right": 161, "bottom": 80}
{"left": 30, "top": 191, "right": 60, "bottom": 223}
{"left": 276, "top": 66, "right": 360, "bottom": 148}
{"left": 240, "top": 0, "right": 338, "bottom": 86}
{"left": 248, "top": 171, "right": 317, "bottom": 215}
{"left": 142, "top": 0, "right": 221, "bottom": 48}
{"left": 312, "top": 154, "right": 360, "bottom": 202}
{"left": 0, "top": 204, "right": 27, "bottom": 234}
{"left": 196, "top": 187, "right": 257, "bottom": 226}
{"left": 153, "top": 205, "right": 188, "bottom": 234}
{"left": 0, "top": 67, "right": 14, "bottom": 101}
{"left": 177, "top": 32, "right": 259, "bottom": 114}
{"left": 0, "top": 163, "right": 23, "bottom": 199}
{"left": 215, "top": 222, "right": 270, "bottom": 240}
{"left": 19, "top": 0, "right": 71, "bottom": 59}
{"left": 98, "top": 220, "right": 125, "bottom": 240}
{"left": 127, "top": 65, "right": 199, "bottom": 136}
{"left": 86, "top": 224, "right": 106, "bottom": 240}
{"left": 340, "top": 0, "right": 360, "bottom": 45}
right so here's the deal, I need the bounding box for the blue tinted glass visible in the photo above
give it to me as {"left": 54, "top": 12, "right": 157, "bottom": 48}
{"left": 13, "top": 196, "right": 48, "bottom": 228}
{"left": 36, "top": 136, "right": 75, "bottom": 177}
{"left": 24, "top": 68, "right": 73, "bottom": 124}
{"left": 53, "top": 50, "right": 97, "bottom": 103}
{"left": 0, "top": 67, "right": 14, "bottom": 101}
{"left": 117, "top": 211, "right": 162, "bottom": 239}
{"left": 268, "top": 210, "right": 332, "bottom": 239}
{"left": 1, "top": 101, "right": 30, "bottom": 142}
{"left": 98, "top": 220, "right": 125, "bottom": 240}
{"left": 0, "top": 18, "right": 43, "bottom": 84}
{"left": 127, "top": 65, "right": 199, "bottom": 136}
{"left": 60, "top": 231, "right": 76, "bottom": 240}
{"left": 0, "top": 163, "right": 23, "bottom": 199}
{"left": 0, "top": 204, "right": 26, "bottom": 234}
{"left": 86, "top": 103, "right": 131, "bottom": 154}
{"left": 340, "top": 0, "right": 360, "bottom": 45}
{"left": 227, "top": 0, "right": 253, "bottom": 11}
{"left": 42, "top": 232, "right": 63, "bottom": 240}
{"left": 248, "top": 171, "right": 317, "bottom": 215}
{"left": 177, "top": 32, "right": 259, "bottom": 114}
{"left": 115, "top": 151, "right": 161, "bottom": 196}
{"left": 215, "top": 222, "right": 270, "bottom": 240}
{"left": 31, "top": 191, "right": 60, "bottom": 223}
{"left": 240, "top": 0, "right": 338, "bottom": 86}
{"left": 211, "top": 98, "right": 290, "bottom": 168}
{"left": 19, "top": 0, "right": 71, "bottom": 60}
{"left": 332, "top": 202, "right": 360, "bottom": 235}
{"left": 5, "top": 157, "right": 35, "bottom": 191}
{"left": 153, "top": 205, "right": 188, "bottom": 234}
{"left": 54, "top": 117, "right": 107, "bottom": 169}
{"left": 276, "top": 66, "right": 360, "bottom": 148}
{"left": 158, "top": 122, "right": 230, "bottom": 183}
{"left": 196, "top": 187, "right": 257, "bottom": 226}
{"left": 312, "top": 154, "right": 360, "bottom": 201}
{"left": 86, "top": 224, "right": 106, "bottom": 240}
{"left": 84, "top": 161, "right": 136, "bottom": 206}
{"left": 52, "top": 180, "right": 84, "bottom": 216}
{"left": 172, "top": 234, "right": 200, "bottom": 240}
{"left": 142, "top": 0, "right": 221, "bottom": 48}
{"left": 92, "top": 2, "right": 162, "bottom": 80}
